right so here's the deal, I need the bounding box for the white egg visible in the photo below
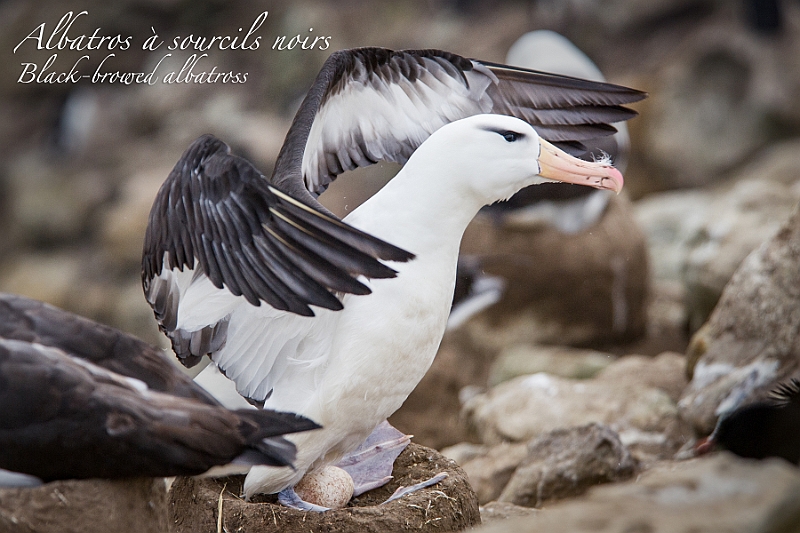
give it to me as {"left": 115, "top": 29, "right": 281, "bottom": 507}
{"left": 294, "top": 465, "right": 355, "bottom": 509}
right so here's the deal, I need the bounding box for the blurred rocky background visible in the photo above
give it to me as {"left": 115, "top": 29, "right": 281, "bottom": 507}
{"left": 3, "top": 0, "right": 800, "bottom": 531}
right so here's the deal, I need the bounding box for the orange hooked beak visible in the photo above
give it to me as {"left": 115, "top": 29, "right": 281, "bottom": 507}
{"left": 537, "top": 138, "right": 624, "bottom": 194}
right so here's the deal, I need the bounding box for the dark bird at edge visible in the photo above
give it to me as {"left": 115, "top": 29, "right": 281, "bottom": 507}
{"left": 0, "top": 293, "right": 319, "bottom": 485}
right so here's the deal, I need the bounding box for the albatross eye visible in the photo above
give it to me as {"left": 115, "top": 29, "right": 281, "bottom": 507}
{"left": 501, "top": 131, "right": 522, "bottom": 143}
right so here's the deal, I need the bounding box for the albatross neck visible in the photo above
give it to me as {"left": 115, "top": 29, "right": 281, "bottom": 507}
{"left": 343, "top": 155, "right": 487, "bottom": 255}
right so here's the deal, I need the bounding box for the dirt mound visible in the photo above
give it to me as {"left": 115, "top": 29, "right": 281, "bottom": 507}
{"left": 0, "top": 478, "right": 167, "bottom": 533}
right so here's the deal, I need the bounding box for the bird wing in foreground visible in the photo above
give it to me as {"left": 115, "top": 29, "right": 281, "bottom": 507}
{"left": 0, "top": 337, "right": 319, "bottom": 482}
{"left": 0, "top": 293, "right": 215, "bottom": 403}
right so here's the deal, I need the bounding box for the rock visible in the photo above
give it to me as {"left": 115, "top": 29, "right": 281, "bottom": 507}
{"left": 463, "top": 372, "right": 689, "bottom": 459}
{"left": 0, "top": 478, "right": 168, "bottom": 533}
{"left": 168, "top": 443, "right": 480, "bottom": 533}
{"left": 596, "top": 352, "right": 687, "bottom": 402}
{"left": 679, "top": 204, "right": 800, "bottom": 435}
{"left": 473, "top": 453, "right": 800, "bottom": 533}
{"left": 459, "top": 442, "right": 529, "bottom": 505}
{"left": 641, "top": 43, "right": 767, "bottom": 188}
{"left": 682, "top": 177, "right": 800, "bottom": 331}
{"left": 439, "top": 442, "right": 488, "bottom": 466}
{"left": 479, "top": 501, "right": 538, "bottom": 525}
{"left": 498, "top": 424, "right": 636, "bottom": 508}
{"left": 632, "top": 7, "right": 799, "bottom": 191}
{"left": 739, "top": 138, "right": 800, "bottom": 189}
{"left": 633, "top": 188, "right": 713, "bottom": 284}
{"left": 488, "top": 345, "right": 614, "bottom": 386}
{"left": 634, "top": 140, "right": 800, "bottom": 332}
{"left": 6, "top": 153, "right": 114, "bottom": 246}
{"left": 456, "top": 193, "right": 649, "bottom": 352}
{"left": 457, "top": 424, "right": 636, "bottom": 510}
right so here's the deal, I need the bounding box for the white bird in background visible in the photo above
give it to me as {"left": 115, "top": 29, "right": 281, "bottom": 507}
{"left": 142, "top": 47, "right": 644, "bottom": 510}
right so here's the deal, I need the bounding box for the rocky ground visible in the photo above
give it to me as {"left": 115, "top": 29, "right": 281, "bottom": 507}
{"left": 3, "top": 0, "right": 800, "bottom": 532}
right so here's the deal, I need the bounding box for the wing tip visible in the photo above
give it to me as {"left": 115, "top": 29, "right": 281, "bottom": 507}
{"left": 484, "top": 60, "right": 647, "bottom": 103}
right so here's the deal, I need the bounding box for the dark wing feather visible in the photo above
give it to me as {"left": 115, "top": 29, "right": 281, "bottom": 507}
{"left": 0, "top": 338, "right": 318, "bottom": 480}
{"left": 270, "top": 47, "right": 646, "bottom": 209}
{"left": 0, "top": 293, "right": 217, "bottom": 405}
{"left": 484, "top": 62, "right": 640, "bottom": 146}
{"left": 770, "top": 378, "right": 800, "bottom": 406}
{"left": 142, "top": 135, "right": 414, "bottom": 323}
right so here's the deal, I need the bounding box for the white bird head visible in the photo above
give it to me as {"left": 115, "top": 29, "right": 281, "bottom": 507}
{"left": 408, "top": 114, "right": 624, "bottom": 208}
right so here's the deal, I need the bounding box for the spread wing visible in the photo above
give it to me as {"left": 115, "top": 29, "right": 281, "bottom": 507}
{"left": 270, "top": 47, "right": 645, "bottom": 209}
{"left": 142, "top": 135, "right": 414, "bottom": 365}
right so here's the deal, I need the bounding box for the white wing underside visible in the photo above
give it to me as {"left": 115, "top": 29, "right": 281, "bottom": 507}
{"left": 302, "top": 60, "right": 496, "bottom": 193}
{"left": 166, "top": 266, "right": 341, "bottom": 413}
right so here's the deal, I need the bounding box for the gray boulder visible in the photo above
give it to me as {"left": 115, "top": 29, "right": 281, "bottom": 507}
{"left": 473, "top": 453, "right": 800, "bottom": 533}
{"left": 497, "top": 423, "right": 636, "bottom": 508}
{"left": 463, "top": 365, "right": 688, "bottom": 459}
{"left": 634, "top": 139, "right": 800, "bottom": 332}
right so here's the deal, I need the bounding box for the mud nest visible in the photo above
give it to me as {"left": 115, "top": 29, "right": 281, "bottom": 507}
{"left": 169, "top": 443, "right": 481, "bottom": 533}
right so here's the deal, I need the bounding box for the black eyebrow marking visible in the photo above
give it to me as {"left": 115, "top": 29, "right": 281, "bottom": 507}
{"left": 482, "top": 127, "right": 527, "bottom": 140}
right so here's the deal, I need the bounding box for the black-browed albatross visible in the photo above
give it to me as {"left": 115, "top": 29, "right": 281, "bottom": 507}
{"left": 142, "top": 47, "right": 645, "bottom": 510}
{"left": 0, "top": 293, "right": 318, "bottom": 485}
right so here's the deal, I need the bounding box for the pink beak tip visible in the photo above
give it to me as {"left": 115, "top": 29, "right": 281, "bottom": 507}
{"left": 606, "top": 166, "right": 624, "bottom": 194}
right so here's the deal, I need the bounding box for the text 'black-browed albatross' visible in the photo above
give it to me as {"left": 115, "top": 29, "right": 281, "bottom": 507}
{"left": 142, "top": 47, "right": 645, "bottom": 510}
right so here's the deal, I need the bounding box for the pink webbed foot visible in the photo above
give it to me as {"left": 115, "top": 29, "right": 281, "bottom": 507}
{"left": 337, "top": 421, "right": 448, "bottom": 504}
{"left": 336, "top": 420, "right": 412, "bottom": 496}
